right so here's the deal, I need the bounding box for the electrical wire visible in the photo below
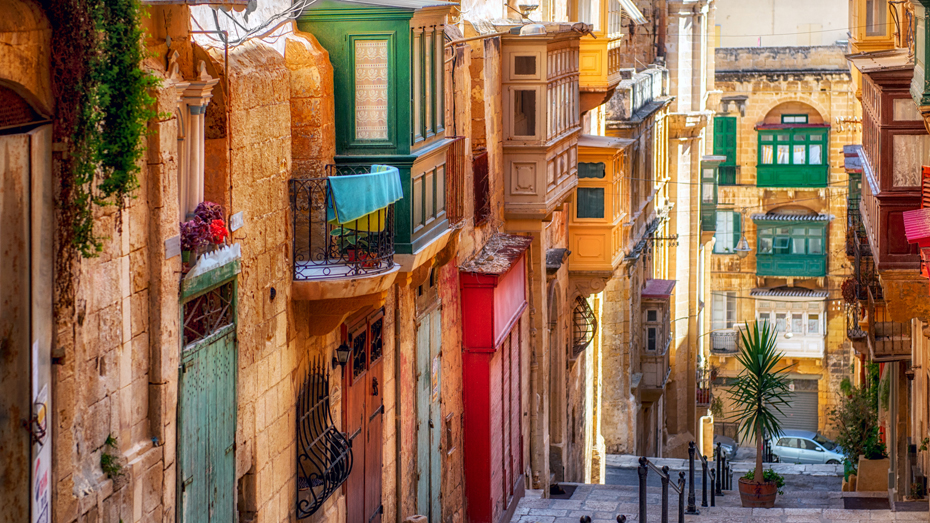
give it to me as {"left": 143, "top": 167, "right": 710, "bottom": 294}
{"left": 193, "top": 0, "right": 320, "bottom": 48}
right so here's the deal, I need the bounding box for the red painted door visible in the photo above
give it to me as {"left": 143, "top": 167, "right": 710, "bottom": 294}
{"left": 344, "top": 311, "right": 384, "bottom": 523}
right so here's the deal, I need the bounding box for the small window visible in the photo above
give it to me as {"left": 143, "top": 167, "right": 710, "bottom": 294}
{"left": 513, "top": 90, "right": 537, "bottom": 136}
{"left": 759, "top": 237, "right": 773, "bottom": 253}
{"left": 773, "top": 237, "right": 790, "bottom": 251}
{"left": 576, "top": 188, "right": 605, "bottom": 219}
{"left": 761, "top": 145, "right": 774, "bottom": 164}
{"left": 777, "top": 145, "right": 790, "bottom": 164}
{"left": 809, "top": 134, "right": 823, "bottom": 141}
{"left": 647, "top": 310, "right": 658, "bottom": 322}
{"left": 702, "top": 183, "right": 716, "bottom": 204}
{"left": 791, "top": 313, "right": 803, "bottom": 333}
{"left": 781, "top": 114, "right": 809, "bottom": 124}
{"left": 777, "top": 134, "right": 790, "bottom": 142}
{"left": 647, "top": 326, "right": 657, "bottom": 351}
{"left": 793, "top": 145, "right": 806, "bottom": 164}
{"left": 760, "top": 135, "right": 774, "bottom": 142}
{"left": 775, "top": 313, "right": 786, "bottom": 332}
{"left": 514, "top": 55, "right": 537, "bottom": 76}
{"left": 579, "top": 162, "right": 606, "bottom": 179}
{"left": 809, "top": 144, "right": 823, "bottom": 165}
{"left": 808, "top": 313, "right": 820, "bottom": 334}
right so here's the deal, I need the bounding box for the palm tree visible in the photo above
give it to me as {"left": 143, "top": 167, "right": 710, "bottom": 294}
{"left": 729, "top": 320, "right": 791, "bottom": 486}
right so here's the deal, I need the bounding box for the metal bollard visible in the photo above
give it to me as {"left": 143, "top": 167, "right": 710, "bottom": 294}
{"left": 616, "top": 516, "right": 627, "bottom": 523}
{"left": 709, "top": 469, "right": 716, "bottom": 507}
{"left": 724, "top": 461, "right": 731, "bottom": 490}
{"left": 677, "top": 471, "right": 686, "bottom": 523}
{"left": 701, "top": 455, "right": 708, "bottom": 508}
{"left": 638, "top": 457, "right": 648, "bottom": 523}
{"left": 715, "top": 443, "right": 723, "bottom": 496}
{"left": 661, "top": 465, "right": 670, "bottom": 523}
{"left": 687, "top": 442, "right": 698, "bottom": 514}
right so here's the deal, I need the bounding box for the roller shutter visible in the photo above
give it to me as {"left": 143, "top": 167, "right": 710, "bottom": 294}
{"left": 773, "top": 388, "right": 819, "bottom": 433}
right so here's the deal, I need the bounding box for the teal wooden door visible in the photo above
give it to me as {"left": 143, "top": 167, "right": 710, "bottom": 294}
{"left": 178, "top": 323, "right": 237, "bottom": 523}
{"left": 415, "top": 307, "right": 442, "bottom": 520}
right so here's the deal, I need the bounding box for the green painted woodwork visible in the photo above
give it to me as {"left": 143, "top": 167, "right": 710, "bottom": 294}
{"left": 577, "top": 187, "right": 605, "bottom": 218}
{"left": 713, "top": 117, "right": 737, "bottom": 185}
{"left": 299, "top": 1, "right": 453, "bottom": 256}
{"left": 756, "top": 128, "right": 829, "bottom": 187}
{"left": 913, "top": 1, "right": 930, "bottom": 109}
{"left": 178, "top": 323, "right": 237, "bottom": 523}
{"left": 701, "top": 161, "right": 718, "bottom": 232}
{"left": 754, "top": 221, "right": 828, "bottom": 277}
{"left": 415, "top": 308, "right": 442, "bottom": 522}
{"left": 712, "top": 211, "right": 740, "bottom": 254}
{"left": 180, "top": 258, "right": 241, "bottom": 301}
{"left": 579, "top": 162, "right": 606, "bottom": 179}
{"left": 755, "top": 254, "right": 827, "bottom": 277}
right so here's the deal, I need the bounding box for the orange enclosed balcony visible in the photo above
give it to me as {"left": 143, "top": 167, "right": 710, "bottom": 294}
{"left": 568, "top": 134, "right": 633, "bottom": 273}
{"left": 577, "top": 0, "right": 645, "bottom": 113}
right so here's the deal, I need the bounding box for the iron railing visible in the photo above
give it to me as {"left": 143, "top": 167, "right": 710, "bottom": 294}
{"left": 696, "top": 368, "right": 712, "bottom": 407}
{"left": 864, "top": 281, "right": 911, "bottom": 360}
{"left": 290, "top": 165, "right": 396, "bottom": 281}
{"left": 296, "top": 358, "right": 352, "bottom": 518}
{"left": 710, "top": 330, "right": 739, "bottom": 354}
{"left": 638, "top": 457, "right": 686, "bottom": 523}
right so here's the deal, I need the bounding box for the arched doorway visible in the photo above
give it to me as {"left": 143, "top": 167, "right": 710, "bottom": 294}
{"left": 547, "top": 281, "right": 565, "bottom": 483}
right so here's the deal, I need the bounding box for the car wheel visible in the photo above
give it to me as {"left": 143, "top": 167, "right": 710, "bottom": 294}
{"left": 826, "top": 459, "right": 840, "bottom": 465}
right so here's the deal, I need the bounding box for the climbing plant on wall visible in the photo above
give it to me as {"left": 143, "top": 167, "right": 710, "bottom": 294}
{"left": 45, "top": 0, "right": 159, "bottom": 258}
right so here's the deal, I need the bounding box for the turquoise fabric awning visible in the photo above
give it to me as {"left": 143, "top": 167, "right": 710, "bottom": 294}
{"left": 326, "top": 165, "right": 404, "bottom": 225}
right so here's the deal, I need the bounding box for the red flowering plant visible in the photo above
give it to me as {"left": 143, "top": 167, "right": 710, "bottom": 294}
{"left": 209, "top": 219, "right": 228, "bottom": 245}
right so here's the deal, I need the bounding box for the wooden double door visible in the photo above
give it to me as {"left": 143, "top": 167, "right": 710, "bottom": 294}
{"left": 344, "top": 310, "right": 385, "bottom": 523}
{"left": 416, "top": 306, "right": 442, "bottom": 521}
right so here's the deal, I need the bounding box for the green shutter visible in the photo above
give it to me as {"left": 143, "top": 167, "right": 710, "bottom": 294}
{"left": 732, "top": 212, "right": 741, "bottom": 249}
{"left": 578, "top": 162, "right": 606, "bottom": 179}
{"left": 713, "top": 117, "right": 737, "bottom": 185}
{"left": 577, "top": 188, "right": 605, "bottom": 218}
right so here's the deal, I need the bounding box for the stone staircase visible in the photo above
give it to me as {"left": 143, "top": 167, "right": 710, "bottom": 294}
{"left": 510, "top": 483, "right": 930, "bottom": 523}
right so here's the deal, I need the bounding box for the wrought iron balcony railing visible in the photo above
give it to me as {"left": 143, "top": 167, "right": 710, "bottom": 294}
{"left": 696, "top": 368, "right": 712, "bottom": 407}
{"left": 710, "top": 330, "right": 740, "bottom": 354}
{"left": 290, "top": 166, "right": 396, "bottom": 281}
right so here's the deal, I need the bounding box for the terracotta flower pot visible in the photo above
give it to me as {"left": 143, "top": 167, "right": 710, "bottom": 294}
{"left": 738, "top": 477, "right": 778, "bottom": 508}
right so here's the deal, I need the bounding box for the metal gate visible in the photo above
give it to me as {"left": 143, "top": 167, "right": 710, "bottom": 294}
{"left": 416, "top": 306, "right": 442, "bottom": 521}
{"left": 774, "top": 389, "right": 819, "bottom": 432}
{"left": 178, "top": 281, "right": 237, "bottom": 523}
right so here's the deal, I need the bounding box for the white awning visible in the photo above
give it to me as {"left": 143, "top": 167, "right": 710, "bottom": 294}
{"left": 615, "top": 0, "right": 647, "bottom": 25}
{"left": 846, "top": 48, "right": 911, "bottom": 74}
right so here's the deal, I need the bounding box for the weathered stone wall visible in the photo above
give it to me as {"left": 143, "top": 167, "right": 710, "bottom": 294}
{"left": 715, "top": 45, "right": 849, "bottom": 73}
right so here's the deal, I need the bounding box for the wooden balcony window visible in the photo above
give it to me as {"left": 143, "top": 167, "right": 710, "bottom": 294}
{"left": 753, "top": 214, "right": 830, "bottom": 278}
{"left": 756, "top": 127, "right": 829, "bottom": 188}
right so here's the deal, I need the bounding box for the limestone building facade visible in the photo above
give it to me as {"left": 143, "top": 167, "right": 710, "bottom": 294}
{"left": 707, "top": 45, "right": 859, "bottom": 441}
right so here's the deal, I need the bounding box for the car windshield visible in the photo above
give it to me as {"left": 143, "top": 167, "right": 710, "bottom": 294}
{"left": 813, "top": 434, "right": 836, "bottom": 450}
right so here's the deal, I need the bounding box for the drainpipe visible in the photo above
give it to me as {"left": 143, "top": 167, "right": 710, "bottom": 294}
{"left": 394, "top": 285, "right": 403, "bottom": 520}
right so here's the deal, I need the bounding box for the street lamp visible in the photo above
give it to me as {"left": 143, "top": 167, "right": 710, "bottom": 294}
{"left": 332, "top": 342, "right": 351, "bottom": 369}
{"left": 735, "top": 211, "right": 751, "bottom": 258}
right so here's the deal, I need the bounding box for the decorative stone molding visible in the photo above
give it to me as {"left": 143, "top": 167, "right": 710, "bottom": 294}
{"left": 569, "top": 272, "right": 610, "bottom": 299}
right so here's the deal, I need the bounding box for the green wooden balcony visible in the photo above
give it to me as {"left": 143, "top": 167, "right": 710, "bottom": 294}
{"left": 755, "top": 253, "right": 827, "bottom": 277}
{"left": 756, "top": 127, "right": 829, "bottom": 187}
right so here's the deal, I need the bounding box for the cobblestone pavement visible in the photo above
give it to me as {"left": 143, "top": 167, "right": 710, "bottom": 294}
{"left": 509, "top": 456, "right": 928, "bottom": 523}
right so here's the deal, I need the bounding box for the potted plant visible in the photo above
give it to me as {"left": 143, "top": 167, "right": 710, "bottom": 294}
{"left": 330, "top": 227, "right": 372, "bottom": 265}
{"left": 831, "top": 363, "right": 888, "bottom": 491}
{"left": 728, "top": 320, "right": 792, "bottom": 508}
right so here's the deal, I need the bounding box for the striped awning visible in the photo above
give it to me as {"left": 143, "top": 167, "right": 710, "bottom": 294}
{"left": 904, "top": 207, "right": 930, "bottom": 247}
{"left": 750, "top": 287, "right": 829, "bottom": 299}
{"left": 751, "top": 213, "right": 834, "bottom": 222}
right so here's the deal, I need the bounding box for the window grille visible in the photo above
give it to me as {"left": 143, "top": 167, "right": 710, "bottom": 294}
{"left": 572, "top": 297, "right": 598, "bottom": 358}
{"left": 182, "top": 281, "right": 234, "bottom": 347}
{"left": 296, "top": 357, "right": 353, "bottom": 519}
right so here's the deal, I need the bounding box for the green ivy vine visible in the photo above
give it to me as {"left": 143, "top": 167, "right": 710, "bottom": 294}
{"left": 47, "top": 0, "right": 159, "bottom": 257}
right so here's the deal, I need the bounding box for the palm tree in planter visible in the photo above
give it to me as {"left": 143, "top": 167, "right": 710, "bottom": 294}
{"left": 728, "top": 320, "right": 791, "bottom": 508}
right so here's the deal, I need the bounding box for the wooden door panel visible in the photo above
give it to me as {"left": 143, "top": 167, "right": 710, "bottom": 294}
{"left": 428, "top": 308, "right": 442, "bottom": 522}
{"left": 415, "top": 313, "right": 431, "bottom": 517}
{"left": 179, "top": 326, "right": 236, "bottom": 523}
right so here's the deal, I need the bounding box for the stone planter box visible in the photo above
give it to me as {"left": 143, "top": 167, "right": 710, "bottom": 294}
{"left": 855, "top": 457, "right": 889, "bottom": 492}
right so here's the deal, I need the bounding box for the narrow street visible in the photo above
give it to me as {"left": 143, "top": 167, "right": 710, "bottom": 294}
{"left": 510, "top": 455, "right": 927, "bottom": 522}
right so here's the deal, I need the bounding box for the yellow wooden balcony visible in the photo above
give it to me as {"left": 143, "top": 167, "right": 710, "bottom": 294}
{"left": 579, "top": 32, "right": 624, "bottom": 114}
{"left": 568, "top": 134, "right": 633, "bottom": 273}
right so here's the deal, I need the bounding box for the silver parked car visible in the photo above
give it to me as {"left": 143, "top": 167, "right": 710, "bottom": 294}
{"left": 769, "top": 429, "right": 844, "bottom": 464}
